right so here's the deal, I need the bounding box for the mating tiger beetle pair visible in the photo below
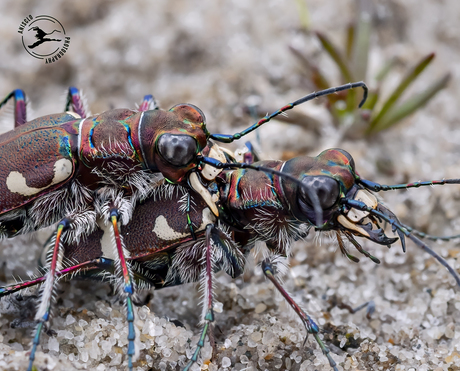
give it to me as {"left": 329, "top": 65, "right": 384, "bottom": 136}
{"left": 0, "top": 82, "right": 459, "bottom": 370}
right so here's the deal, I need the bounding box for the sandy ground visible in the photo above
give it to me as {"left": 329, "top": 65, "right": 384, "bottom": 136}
{"left": 1, "top": 0, "right": 460, "bottom": 370}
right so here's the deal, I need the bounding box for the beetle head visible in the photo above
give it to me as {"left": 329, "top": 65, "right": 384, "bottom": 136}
{"left": 282, "top": 149, "right": 398, "bottom": 248}
{"left": 156, "top": 103, "right": 207, "bottom": 169}
{"left": 140, "top": 103, "right": 208, "bottom": 183}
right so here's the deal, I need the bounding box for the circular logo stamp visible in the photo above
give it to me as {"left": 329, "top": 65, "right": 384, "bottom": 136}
{"left": 18, "top": 15, "right": 70, "bottom": 64}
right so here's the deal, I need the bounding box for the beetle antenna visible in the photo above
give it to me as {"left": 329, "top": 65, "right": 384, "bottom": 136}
{"left": 210, "top": 82, "right": 368, "bottom": 143}
{"left": 197, "top": 155, "right": 324, "bottom": 228}
{"left": 400, "top": 224, "right": 460, "bottom": 242}
{"left": 340, "top": 198, "right": 460, "bottom": 288}
{"left": 358, "top": 177, "right": 460, "bottom": 192}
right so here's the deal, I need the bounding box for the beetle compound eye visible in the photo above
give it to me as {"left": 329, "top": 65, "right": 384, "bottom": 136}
{"left": 157, "top": 134, "right": 197, "bottom": 167}
{"left": 300, "top": 176, "right": 340, "bottom": 210}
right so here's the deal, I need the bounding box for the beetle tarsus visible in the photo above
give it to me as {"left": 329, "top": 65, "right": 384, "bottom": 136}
{"left": 262, "top": 257, "right": 338, "bottom": 371}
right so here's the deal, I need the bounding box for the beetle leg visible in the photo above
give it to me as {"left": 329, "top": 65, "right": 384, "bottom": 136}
{"left": 27, "top": 218, "right": 70, "bottom": 371}
{"left": 0, "top": 89, "right": 28, "bottom": 127}
{"left": 65, "top": 87, "right": 89, "bottom": 118}
{"left": 0, "top": 259, "right": 105, "bottom": 298}
{"left": 184, "top": 224, "right": 217, "bottom": 371}
{"left": 138, "top": 94, "right": 159, "bottom": 112}
{"left": 108, "top": 206, "right": 136, "bottom": 371}
{"left": 337, "top": 300, "right": 376, "bottom": 320}
{"left": 262, "top": 257, "right": 339, "bottom": 371}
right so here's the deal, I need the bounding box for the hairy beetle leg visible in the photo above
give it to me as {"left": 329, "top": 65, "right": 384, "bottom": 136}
{"left": 262, "top": 258, "right": 339, "bottom": 371}
{"left": 0, "top": 89, "right": 28, "bottom": 127}
{"left": 138, "top": 94, "right": 159, "bottom": 112}
{"left": 0, "top": 259, "right": 106, "bottom": 298}
{"left": 65, "top": 87, "right": 88, "bottom": 118}
{"left": 109, "top": 207, "right": 136, "bottom": 371}
{"left": 184, "top": 224, "right": 217, "bottom": 371}
{"left": 27, "top": 218, "right": 70, "bottom": 371}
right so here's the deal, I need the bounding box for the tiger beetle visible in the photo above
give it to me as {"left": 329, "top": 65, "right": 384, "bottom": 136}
{"left": 0, "top": 82, "right": 370, "bottom": 370}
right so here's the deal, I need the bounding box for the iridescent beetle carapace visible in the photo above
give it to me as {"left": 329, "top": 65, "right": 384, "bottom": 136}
{"left": 0, "top": 82, "right": 368, "bottom": 370}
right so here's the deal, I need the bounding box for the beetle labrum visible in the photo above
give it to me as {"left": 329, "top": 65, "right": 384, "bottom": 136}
{"left": 2, "top": 139, "right": 460, "bottom": 370}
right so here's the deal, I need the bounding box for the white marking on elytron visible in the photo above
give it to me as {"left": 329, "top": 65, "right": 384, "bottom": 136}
{"left": 77, "top": 118, "right": 86, "bottom": 153}
{"left": 153, "top": 208, "right": 215, "bottom": 241}
{"left": 65, "top": 111, "right": 81, "bottom": 119}
{"left": 138, "top": 112, "right": 148, "bottom": 164}
{"left": 6, "top": 158, "right": 73, "bottom": 196}
{"left": 97, "top": 218, "right": 118, "bottom": 260}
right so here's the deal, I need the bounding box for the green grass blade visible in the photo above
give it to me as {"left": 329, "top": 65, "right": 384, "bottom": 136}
{"left": 288, "top": 45, "right": 339, "bottom": 121}
{"left": 315, "top": 31, "right": 354, "bottom": 82}
{"left": 295, "top": 0, "right": 310, "bottom": 31}
{"left": 345, "top": 23, "right": 355, "bottom": 61}
{"left": 375, "top": 58, "right": 396, "bottom": 83}
{"left": 371, "top": 73, "right": 450, "bottom": 132}
{"left": 351, "top": 12, "right": 371, "bottom": 81}
{"left": 368, "top": 52, "right": 435, "bottom": 132}
{"left": 289, "top": 45, "right": 332, "bottom": 90}
{"left": 315, "top": 31, "right": 356, "bottom": 115}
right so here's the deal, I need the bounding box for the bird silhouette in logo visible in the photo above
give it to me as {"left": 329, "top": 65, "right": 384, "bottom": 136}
{"left": 27, "top": 26, "right": 61, "bottom": 49}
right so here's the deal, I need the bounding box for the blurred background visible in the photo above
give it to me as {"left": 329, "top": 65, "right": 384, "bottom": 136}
{"left": 0, "top": 0, "right": 459, "bottom": 370}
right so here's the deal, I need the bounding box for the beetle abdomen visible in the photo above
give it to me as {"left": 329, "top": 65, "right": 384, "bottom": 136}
{"left": 0, "top": 126, "right": 75, "bottom": 214}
